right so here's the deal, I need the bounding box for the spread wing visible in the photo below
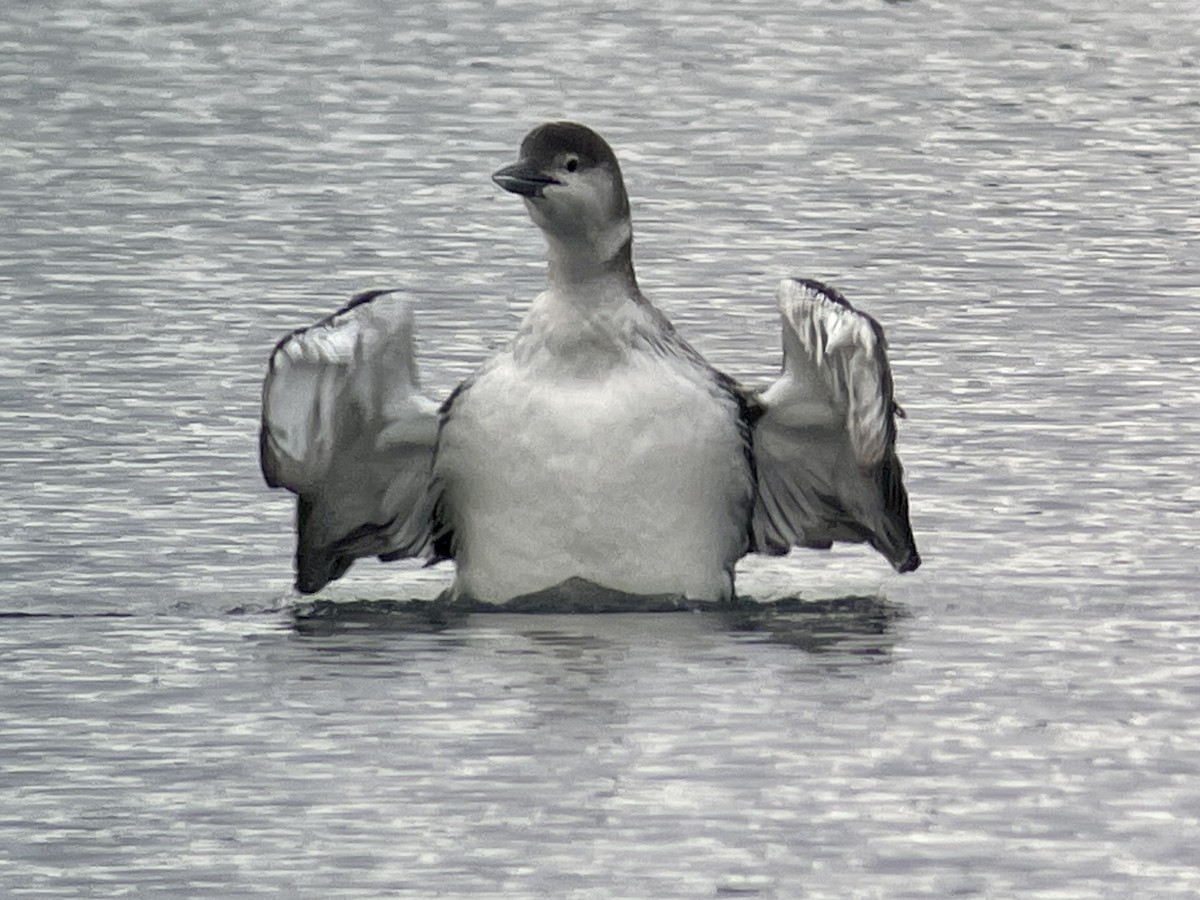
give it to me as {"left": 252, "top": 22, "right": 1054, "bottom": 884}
{"left": 260, "top": 290, "right": 440, "bottom": 593}
{"left": 751, "top": 278, "right": 920, "bottom": 572}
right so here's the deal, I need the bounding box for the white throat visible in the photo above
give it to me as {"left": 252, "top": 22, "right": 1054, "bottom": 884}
{"left": 535, "top": 214, "right": 634, "bottom": 295}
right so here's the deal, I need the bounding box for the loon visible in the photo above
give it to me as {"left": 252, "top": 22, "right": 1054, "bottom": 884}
{"left": 260, "top": 121, "right": 920, "bottom": 603}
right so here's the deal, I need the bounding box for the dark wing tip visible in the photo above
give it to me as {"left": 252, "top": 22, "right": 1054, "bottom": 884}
{"left": 873, "top": 453, "right": 920, "bottom": 573}
{"left": 895, "top": 549, "right": 922, "bottom": 573}
{"left": 294, "top": 554, "right": 353, "bottom": 595}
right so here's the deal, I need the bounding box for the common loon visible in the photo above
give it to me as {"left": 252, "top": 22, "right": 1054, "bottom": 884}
{"left": 260, "top": 121, "right": 920, "bottom": 603}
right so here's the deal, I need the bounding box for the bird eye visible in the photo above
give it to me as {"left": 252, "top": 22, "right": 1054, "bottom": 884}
{"left": 565, "top": 156, "right": 579, "bottom": 173}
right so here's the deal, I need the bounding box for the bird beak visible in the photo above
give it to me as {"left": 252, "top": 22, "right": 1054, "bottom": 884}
{"left": 492, "top": 160, "right": 559, "bottom": 198}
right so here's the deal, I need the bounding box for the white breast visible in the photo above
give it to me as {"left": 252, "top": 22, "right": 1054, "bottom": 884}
{"left": 435, "top": 339, "right": 752, "bottom": 603}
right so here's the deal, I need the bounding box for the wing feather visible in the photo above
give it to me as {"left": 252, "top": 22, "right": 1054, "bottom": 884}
{"left": 260, "top": 290, "right": 440, "bottom": 593}
{"left": 751, "top": 278, "right": 920, "bottom": 572}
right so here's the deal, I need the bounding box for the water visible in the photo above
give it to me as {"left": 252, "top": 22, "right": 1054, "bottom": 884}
{"left": 2, "top": 0, "right": 1198, "bottom": 895}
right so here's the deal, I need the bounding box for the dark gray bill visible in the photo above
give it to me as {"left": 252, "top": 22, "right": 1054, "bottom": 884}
{"left": 492, "top": 160, "right": 559, "bottom": 198}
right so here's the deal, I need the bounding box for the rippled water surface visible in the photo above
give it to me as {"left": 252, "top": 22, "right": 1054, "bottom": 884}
{"left": 2, "top": 0, "right": 1198, "bottom": 896}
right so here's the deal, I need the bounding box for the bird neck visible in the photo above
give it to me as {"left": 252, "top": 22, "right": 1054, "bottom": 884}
{"left": 543, "top": 222, "right": 639, "bottom": 302}
{"left": 517, "top": 225, "right": 651, "bottom": 371}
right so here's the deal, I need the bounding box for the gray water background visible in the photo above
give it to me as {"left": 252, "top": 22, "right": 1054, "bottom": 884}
{"left": 2, "top": 0, "right": 1198, "bottom": 896}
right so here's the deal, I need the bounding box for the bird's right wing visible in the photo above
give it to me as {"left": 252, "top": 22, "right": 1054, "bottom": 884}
{"left": 260, "top": 290, "right": 441, "bottom": 593}
{"left": 751, "top": 278, "right": 920, "bottom": 572}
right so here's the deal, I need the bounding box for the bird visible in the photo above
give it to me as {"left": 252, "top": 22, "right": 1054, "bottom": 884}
{"left": 260, "top": 121, "right": 920, "bottom": 604}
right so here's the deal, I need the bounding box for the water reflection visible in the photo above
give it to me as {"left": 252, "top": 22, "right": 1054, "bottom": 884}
{"left": 291, "top": 597, "right": 470, "bottom": 636}
{"left": 288, "top": 588, "right": 908, "bottom": 662}
{"left": 719, "top": 594, "right": 907, "bottom": 658}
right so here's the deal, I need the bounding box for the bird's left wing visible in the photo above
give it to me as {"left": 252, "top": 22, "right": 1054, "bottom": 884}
{"left": 750, "top": 278, "right": 920, "bottom": 572}
{"left": 260, "top": 290, "right": 440, "bottom": 593}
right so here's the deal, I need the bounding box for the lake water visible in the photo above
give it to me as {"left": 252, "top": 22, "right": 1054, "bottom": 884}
{"left": 2, "top": 0, "right": 1198, "bottom": 896}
